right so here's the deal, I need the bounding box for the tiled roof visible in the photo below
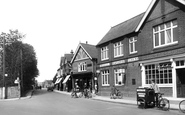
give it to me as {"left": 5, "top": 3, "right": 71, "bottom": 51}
{"left": 71, "top": 43, "right": 98, "bottom": 63}
{"left": 59, "top": 57, "right": 64, "bottom": 66}
{"left": 80, "top": 43, "right": 98, "bottom": 59}
{"left": 64, "top": 54, "right": 74, "bottom": 62}
{"left": 136, "top": 0, "right": 185, "bottom": 32}
{"left": 97, "top": 13, "right": 145, "bottom": 46}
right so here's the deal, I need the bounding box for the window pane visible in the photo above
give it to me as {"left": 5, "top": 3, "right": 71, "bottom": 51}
{"left": 161, "top": 31, "right": 165, "bottom": 45}
{"left": 154, "top": 26, "right": 158, "bottom": 32}
{"left": 118, "top": 46, "right": 120, "bottom": 55}
{"left": 166, "top": 22, "right": 171, "bottom": 28}
{"left": 160, "top": 24, "right": 164, "bottom": 30}
{"left": 173, "top": 20, "right": 177, "bottom": 26}
{"left": 155, "top": 33, "right": 159, "bottom": 46}
{"left": 166, "top": 29, "right": 171, "bottom": 43}
{"left": 130, "top": 43, "right": 133, "bottom": 52}
{"left": 121, "top": 45, "right": 123, "bottom": 55}
{"left": 173, "top": 27, "right": 178, "bottom": 42}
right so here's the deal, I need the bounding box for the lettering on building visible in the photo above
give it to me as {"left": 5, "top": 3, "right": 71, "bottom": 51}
{"left": 100, "top": 63, "right": 110, "bottom": 67}
{"left": 128, "top": 57, "right": 139, "bottom": 62}
{"left": 112, "top": 60, "right": 125, "bottom": 65}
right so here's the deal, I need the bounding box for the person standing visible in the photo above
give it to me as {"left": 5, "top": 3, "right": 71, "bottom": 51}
{"left": 111, "top": 85, "right": 117, "bottom": 99}
{"left": 150, "top": 79, "right": 160, "bottom": 106}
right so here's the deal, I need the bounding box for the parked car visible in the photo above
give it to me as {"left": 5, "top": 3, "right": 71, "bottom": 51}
{"left": 47, "top": 85, "right": 54, "bottom": 91}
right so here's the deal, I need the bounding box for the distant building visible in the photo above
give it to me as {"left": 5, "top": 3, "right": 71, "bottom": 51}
{"left": 53, "top": 51, "right": 74, "bottom": 92}
{"left": 70, "top": 42, "right": 98, "bottom": 93}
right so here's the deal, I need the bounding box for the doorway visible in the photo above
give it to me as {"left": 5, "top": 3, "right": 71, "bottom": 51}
{"left": 176, "top": 68, "right": 185, "bottom": 97}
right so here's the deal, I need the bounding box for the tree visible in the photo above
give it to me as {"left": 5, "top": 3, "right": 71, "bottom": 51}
{"left": 0, "top": 29, "right": 39, "bottom": 93}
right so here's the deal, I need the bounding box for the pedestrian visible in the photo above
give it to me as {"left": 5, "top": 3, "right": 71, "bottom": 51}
{"left": 74, "top": 83, "right": 79, "bottom": 98}
{"left": 111, "top": 85, "right": 117, "bottom": 99}
{"left": 84, "top": 83, "right": 88, "bottom": 98}
{"left": 150, "top": 79, "right": 160, "bottom": 106}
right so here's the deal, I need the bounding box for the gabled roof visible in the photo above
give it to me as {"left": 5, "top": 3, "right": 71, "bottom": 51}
{"left": 135, "top": 0, "right": 185, "bottom": 32}
{"left": 71, "top": 43, "right": 98, "bottom": 63}
{"left": 64, "top": 54, "right": 74, "bottom": 62}
{"left": 96, "top": 13, "right": 145, "bottom": 46}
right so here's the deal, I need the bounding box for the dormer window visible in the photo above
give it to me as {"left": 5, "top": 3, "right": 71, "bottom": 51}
{"left": 153, "top": 20, "right": 178, "bottom": 48}
{"left": 114, "top": 41, "right": 123, "bottom": 57}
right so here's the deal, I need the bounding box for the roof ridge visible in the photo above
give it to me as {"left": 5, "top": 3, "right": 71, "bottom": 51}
{"left": 80, "top": 42, "right": 95, "bottom": 46}
{"left": 111, "top": 12, "right": 145, "bottom": 29}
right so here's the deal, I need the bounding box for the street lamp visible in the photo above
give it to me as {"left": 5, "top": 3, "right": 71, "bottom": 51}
{"left": 95, "top": 70, "right": 100, "bottom": 94}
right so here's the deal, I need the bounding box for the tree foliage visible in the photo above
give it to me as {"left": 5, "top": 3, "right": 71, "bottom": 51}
{"left": 0, "top": 29, "right": 39, "bottom": 92}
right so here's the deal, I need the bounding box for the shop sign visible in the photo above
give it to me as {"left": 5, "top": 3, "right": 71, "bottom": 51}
{"left": 128, "top": 57, "right": 139, "bottom": 62}
{"left": 112, "top": 60, "right": 125, "bottom": 65}
{"left": 100, "top": 63, "right": 110, "bottom": 67}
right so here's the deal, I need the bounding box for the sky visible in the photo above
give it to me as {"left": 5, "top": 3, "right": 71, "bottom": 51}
{"left": 0, "top": 0, "right": 152, "bottom": 82}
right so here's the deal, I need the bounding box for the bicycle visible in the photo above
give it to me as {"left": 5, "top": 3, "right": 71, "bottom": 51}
{"left": 71, "top": 88, "right": 83, "bottom": 98}
{"left": 137, "top": 92, "right": 170, "bottom": 111}
{"left": 179, "top": 99, "right": 185, "bottom": 113}
{"left": 110, "top": 89, "right": 123, "bottom": 99}
{"left": 84, "top": 88, "right": 92, "bottom": 98}
{"left": 156, "top": 93, "right": 170, "bottom": 111}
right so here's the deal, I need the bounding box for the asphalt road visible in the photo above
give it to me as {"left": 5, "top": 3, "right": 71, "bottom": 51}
{"left": 0, "top": 89, "right": 183, "bottom": 115}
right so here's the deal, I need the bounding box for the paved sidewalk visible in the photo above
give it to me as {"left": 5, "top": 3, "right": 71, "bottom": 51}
{"left": 54, "top": 90, "right": 183, "bottom": 111}
{"left": 0, "top": 90, "right": 33, "bottom": 101}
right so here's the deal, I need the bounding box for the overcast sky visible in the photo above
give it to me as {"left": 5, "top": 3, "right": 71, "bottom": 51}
{"left": 0, "top": 0, "right": 152, "bottom": 82}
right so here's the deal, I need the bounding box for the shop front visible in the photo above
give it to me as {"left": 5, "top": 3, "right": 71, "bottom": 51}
{"left": 62, "top": 75, "right": 72, "bottom": 92}
{"left": 72, "top": 72, "right": 94, "bottom": 92}
{"left": 140, "top": 54, "right": 185, "bottom": 98}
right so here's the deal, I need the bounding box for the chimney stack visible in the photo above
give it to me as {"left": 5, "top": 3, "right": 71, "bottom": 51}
{"left": 70, "top": 50, "right": 74, "bottom": 54}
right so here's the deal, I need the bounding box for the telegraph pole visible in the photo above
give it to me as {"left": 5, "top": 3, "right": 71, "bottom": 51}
{"left": 0, "top": 33, "right": 6, "bottom": 99}
{"left": 2, "top": 35, "right": 5, "bottom": 99}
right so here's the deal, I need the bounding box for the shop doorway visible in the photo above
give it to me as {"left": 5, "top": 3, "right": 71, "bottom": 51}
{"left": 176, "top": 68, "right": 185, "bottom": 97}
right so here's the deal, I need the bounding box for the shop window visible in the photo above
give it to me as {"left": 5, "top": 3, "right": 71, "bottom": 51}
{"left": 153, "top": 20, "right": 178, "bottom": 48}
{"left": 101, "top": 70, "right": 109, "bottom": 86}
{"left": 145, "top": 62, "right": 172, "bottom": 84}
{"left": 114, "top": 68, "right": 125, "bottom": 86}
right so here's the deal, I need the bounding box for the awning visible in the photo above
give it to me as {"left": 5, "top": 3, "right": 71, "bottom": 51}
{"left": 55, "top": 77, "right": 63, "bottom": 84}
{"left": 62, "top": 75, "right": 70, "bottom": 84}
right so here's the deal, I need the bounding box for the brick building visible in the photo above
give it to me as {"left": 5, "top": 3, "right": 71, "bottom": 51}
{"left": 96, "top": 0, "right": 185, "bottom": 98}
{"left": 138, "top": 0, "right": 185, "bottom": 98}
{"left": 70, "top": 42, "right": 98, "bottom": 93}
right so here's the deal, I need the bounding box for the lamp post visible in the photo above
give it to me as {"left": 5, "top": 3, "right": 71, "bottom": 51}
{"left": 95, "top": 70, "right": 100, "bottom": 94}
